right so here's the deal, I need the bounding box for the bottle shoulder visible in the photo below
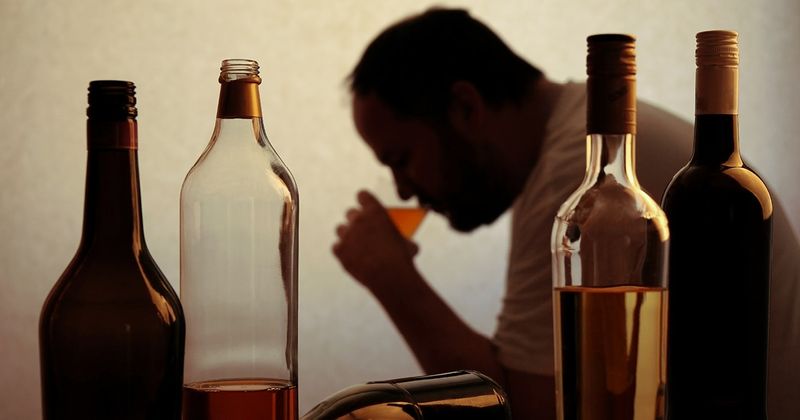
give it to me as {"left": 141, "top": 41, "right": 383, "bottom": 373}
{"left": 182, "top": 144, "right": 296, "bottom": 199}
{"left": 551, "top": 174, "right": 670, "bottom": 288}
{"left": 663, "top": 163, "right": 772, "bottom": 219}
{"left": 181, "top": 171, "right": 298, "bottom": 211}
{"left": 553, "top": 175, "right": 669, "bottom": 250}
{"left": 42, "top": 249, "right": 182, "bottom": 326}
{"left": 556, "top": 175, "right": 668, "bottom": 227}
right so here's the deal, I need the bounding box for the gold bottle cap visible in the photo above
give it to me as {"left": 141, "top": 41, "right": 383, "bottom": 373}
{"left": 217, "top": 59, "right": 262, "bottom": 119}
{"left": 695, "top": 30, "right": 739, "bottom": 114}
{"left": 696, "top": 30, "right": 738, "bottom": 67}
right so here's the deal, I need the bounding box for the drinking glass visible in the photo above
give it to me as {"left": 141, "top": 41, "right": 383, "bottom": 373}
{"left": 374, "top": 175, "right": 427, "bottom": 239}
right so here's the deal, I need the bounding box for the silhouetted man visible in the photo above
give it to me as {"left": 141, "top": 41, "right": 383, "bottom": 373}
{"left": 333, "top": 8, "right": 800, "bottom": 419}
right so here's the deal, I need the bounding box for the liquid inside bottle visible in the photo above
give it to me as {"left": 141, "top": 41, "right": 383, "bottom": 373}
{"left": 554, "top": 286, "right": 667, "bottom": 420}
{"left": 183, "top": 378, "right": 297, "bottom": 420}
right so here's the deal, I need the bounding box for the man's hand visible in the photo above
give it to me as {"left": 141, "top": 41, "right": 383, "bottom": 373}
{"left": 333, "top": 190, "right": 419, "bottom": 292}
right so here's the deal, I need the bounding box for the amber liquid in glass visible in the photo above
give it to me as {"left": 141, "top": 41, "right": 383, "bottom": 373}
{"left": 554, "top": 286, "right": 667, "bottom": 420}
{"left": 386, "top": 207, "right": 427, "bottom": 238}
{"left": 183, "top": 378, "right": 297, "bottom": 420}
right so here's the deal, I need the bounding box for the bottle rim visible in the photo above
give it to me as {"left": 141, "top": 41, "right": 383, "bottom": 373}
{"left": 696, "top": 30, "right": 738, "bottom": 67}
{"left": 220, "top": 59, "right": 260, "bottom": 82}
{"left": 87, "top": 80, "right": 137, "bottom": 120}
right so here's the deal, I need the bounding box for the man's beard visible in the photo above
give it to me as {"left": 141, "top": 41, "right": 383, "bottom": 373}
{"left": 445, "top": 172, "right": 513, "bottom": 232}
{"left": 435, "top": 135, "right": 515, "bottom": 232}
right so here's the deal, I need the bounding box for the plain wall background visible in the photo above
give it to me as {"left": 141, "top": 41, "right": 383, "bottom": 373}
{"left": 1, "top": 0, "right": 798, "bottom": 417}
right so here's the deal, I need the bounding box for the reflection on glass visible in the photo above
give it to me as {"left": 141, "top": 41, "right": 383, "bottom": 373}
{"left": 301, "top": 371, "right": 510, "bottom": 420}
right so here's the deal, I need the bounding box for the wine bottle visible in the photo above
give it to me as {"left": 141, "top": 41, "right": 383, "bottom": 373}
{"left": 301, "top": 370, "right": 510, "bottom": 420}
{"left": 180, "top": 59, "right": 299, "bottom": 420}
{"left": 662, "top": 30, "right": 771, "bottom": 419}
{"left": 39, "top": 80, "right": 186, "bottom": 420}
{"left": 551, "top": 35, "right": 670, "bottom": 420}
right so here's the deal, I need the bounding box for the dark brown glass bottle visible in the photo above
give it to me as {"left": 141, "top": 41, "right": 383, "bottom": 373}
{"left": 39, "top": 81, "right": 186, "bottom": 420}
{"left": 662, "top": 31, "right": 771, "bottom": 419}
{"left": 301, "top": 371, "right": 510, "bottom": 420}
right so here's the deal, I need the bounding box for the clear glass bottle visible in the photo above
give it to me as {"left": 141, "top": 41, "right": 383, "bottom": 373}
{"left": 39, "top": 80, "right": 185, "bottom": 420}
{"left": 662, "top": 31, "right": 771, "bottom": 419}
{"left": 301, "top": 371, "right": 510, "bottom": 420}
{"left": 180, "top": 59, "right": 299, "bottom": 420}
{"left": 551, "top": 35, "right": 670, "bottom": 420}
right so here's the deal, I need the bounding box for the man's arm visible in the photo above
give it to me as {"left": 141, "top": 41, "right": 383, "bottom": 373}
{"left": 367, "top": 259, "right": 504, "bottom": 380}
{"left": 333, "top": 191, "right": 555, "bottom": 419}
{"left": 369, "top": 264, "right": 555, "bottom": 420}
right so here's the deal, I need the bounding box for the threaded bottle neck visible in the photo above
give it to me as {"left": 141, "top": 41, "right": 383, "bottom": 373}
{"left": 87, "top": 80, "right": 137, "bottom": 120}
{"left": 219, "top": 59, "right": 261, "bottom": 82}
{"left": 86, "top": 80, "right": 138, "bottom": 150}
{"left": 217, "top": 59, "right": 262, "bottom": 118}
{"left": 693, "top": 30, "right": 742, "bottom": 165}
{"left": 695, "top": 30, "right": 738, "bottom": 115}
{"left": 696, "top": 30, "right": 739, "bottom": 67}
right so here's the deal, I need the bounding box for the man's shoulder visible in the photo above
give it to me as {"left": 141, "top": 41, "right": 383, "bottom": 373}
{"left": 637, "top": 99, "right": 693, "bottom": 132}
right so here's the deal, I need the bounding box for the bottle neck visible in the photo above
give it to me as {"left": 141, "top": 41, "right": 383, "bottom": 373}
{"left": 693, "top": 65, "right": 742, "bottom": 166}
{"left": 586, "top": 71, "right": 638, "bottom": 185}
{"left": 81, "top": 119, "right": 145, "bottom": 252}
{"left": 692, "top": 114, "right": 742, "bottom": 166}
{"left": 584, "top": 133, "right": 638, "bottom": 187}
{"left": 213, "top": 78, "right": 267, "bottom": 149}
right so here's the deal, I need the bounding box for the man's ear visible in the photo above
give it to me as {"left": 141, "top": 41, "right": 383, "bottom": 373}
{"left": 448, "top": 81, "right": 487, "bottom": 136}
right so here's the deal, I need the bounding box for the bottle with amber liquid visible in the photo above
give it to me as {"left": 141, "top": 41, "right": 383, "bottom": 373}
{"left": 301, "top": 370, "right": 510, "bottom": 420}
{"left": 551, "top": 35, "right": 670, "bottom": 420}
{"left": 180, "top": 59, "right": 299, "bottom": 420}
{"left": 39, "top": 81, "right": 185, "bottom": 420}
{"left": 662, "top": 31, "right": 771, "bottom": 420}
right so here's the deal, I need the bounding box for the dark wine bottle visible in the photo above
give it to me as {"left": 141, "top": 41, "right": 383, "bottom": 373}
{"left": 663, "top": 31, "right": 771, "bottom": 420}
{"left": 39, "top": 81, "right": 186, "bottom": 420}
{"left": 301, "top": 370, "right": 510, "bottom": 420}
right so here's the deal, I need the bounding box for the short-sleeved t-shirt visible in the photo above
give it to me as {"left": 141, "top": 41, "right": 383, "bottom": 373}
{"left": 493, "top": 81, "right": 800, "bottom": 419}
